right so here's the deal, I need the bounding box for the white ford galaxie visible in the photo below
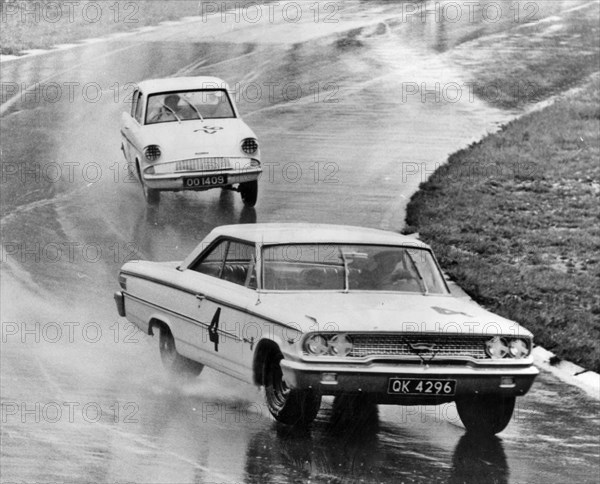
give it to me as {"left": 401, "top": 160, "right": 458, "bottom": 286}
{"left": 120, "top": 77, "right": 261, "bottom": 206}
{"left": 114, "top": 224, "right": 538, "bottom": 434}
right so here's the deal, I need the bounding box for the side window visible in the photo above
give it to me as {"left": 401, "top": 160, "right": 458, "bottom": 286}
{"left": 190, "top": 240, "right": 228, "bottom": 277}
{"left": 134, "top": 91, "right": 144, "bottom": 124}
{"left": 222, "top": 241, "right": 256, "bottom": 288}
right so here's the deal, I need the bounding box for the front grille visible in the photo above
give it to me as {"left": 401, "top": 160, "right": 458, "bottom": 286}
{"left": 175, "top": 157, "right": 231, "bottom": 172}
{"left": 348, "top": 334, "right": 489, "bottom": 359}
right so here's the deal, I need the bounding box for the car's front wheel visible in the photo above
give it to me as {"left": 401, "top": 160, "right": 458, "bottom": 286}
{"left": 158, "top": 326, "right": 204, "bottom": 379}
{"left": 137, "top": 161, "right": 160, "bottom": 205}
{"left": 263, "top": 351, "right": 321, "bottom": 426}
{"left": 239, "top": 180, "right": 258, "bottom": 207}
{"left": 456, "top": 395, "right": 515, "bottom": 435}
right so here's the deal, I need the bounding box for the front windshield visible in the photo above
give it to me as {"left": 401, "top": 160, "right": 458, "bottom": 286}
{"left": 261, "top": 244, "right": 448, "bottom": 294}
{"left": 145, "top": 89, "right": 235, "bottom": 124}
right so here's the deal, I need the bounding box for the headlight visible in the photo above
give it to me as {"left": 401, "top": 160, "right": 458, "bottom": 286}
{"left": 144, "top": 145, "right": 161, "bottom": 162}
{"left": 485, "top": 336, "right": 509, "bottom": 359}
{"left": 241, "top": 138, "right": 258, "bottom": 155}
{"left": 328, "top": 334, "right": 353, "bottom": 356}
{"left": 304, "top": 334, "right": 328, "bottom": 356}
{"left": 508, "top": 338, "right": 530, "bottom": 359}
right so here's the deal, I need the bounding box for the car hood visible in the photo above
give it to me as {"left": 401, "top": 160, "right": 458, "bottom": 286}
{"left": 142, "top": 119, "right": 256, "bottom": 158}
{"left": 254, "top": 292, "right": 532, "bottom": 337}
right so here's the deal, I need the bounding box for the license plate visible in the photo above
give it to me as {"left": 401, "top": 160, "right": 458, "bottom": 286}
{"left": 184, "top": 175, "right": 227, "bottom": 188}
{"left": 387, "top": 378, "right": 456, "bottom": 396}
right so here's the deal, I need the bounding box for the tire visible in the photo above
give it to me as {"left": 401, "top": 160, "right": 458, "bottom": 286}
{"left": 158, "top": 327, "right": 204, "bottom": 379}
{"left": 137, "top": 161, "right": 160, "bottom": 205}
{"left": 239, "top": 180, "right": 258, "bottom": 207}
{"left": 456, "top": 395, "right": 515, "bottom": 435}
{"left": 263, "top": 351, "right": 321, "bottom": 426}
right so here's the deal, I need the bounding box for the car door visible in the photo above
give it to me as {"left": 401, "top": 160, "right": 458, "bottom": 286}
{"left": 121, "top": 89, "right": 144, "bottom": 168}
{"left": 199, "top": 239, "right": 259, "bottom": 381}
{"left": 174, "top": 239, "right": 259, "bottom": 382}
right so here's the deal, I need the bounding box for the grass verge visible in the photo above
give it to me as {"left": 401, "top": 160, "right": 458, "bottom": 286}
{"left": 405, "top": 76, "right": 600, "bottom": 372}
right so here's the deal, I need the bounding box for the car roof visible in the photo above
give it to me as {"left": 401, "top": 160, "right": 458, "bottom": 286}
{"left": 180, "top": 224, "right": 430, "bottom": 269}
{"left": 136, "top": 76, "right": 231, "bottom": 94}
{"left": 208, "top": 223, "right": 429, "bottom": 247}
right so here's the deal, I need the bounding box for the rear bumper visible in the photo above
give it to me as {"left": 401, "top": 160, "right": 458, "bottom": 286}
{"left": 280, "top": 359, "right": 539, "bottom": 403}
{"left": 143, "top": 168, "right": 262, "bottom": 191}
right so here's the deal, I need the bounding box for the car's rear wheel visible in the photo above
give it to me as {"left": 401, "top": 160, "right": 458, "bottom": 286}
{"left": 137, "top": 161, "right": 160, "bottom": 205}
{"left": 456, "top": 395, "right": 515, "bottom": 435}
{"left": 239, "top": 180, "right": 258, "bottom": 207}
{"left": 263, "top": 351, "right": 321, "bottom": 426}
{"left": 158, "top": 326, "right": 204, "bottom": 379}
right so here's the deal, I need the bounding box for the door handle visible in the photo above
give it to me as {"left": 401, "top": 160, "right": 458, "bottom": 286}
{"left": 196, "top": 294, "right": 206, "bottom": 306}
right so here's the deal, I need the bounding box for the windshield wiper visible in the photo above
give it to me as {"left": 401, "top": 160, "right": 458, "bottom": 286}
{"left": 160, "top": 102, "right": 181, "bottom": 123}
{"left": 339, "top": 247, "right": 350, "bottom": 293}
{"left": 406, "top": 251, "right": 429, "bottom": 295}
{"left": 181, "top": 98, "right": 204, "bottom": 122}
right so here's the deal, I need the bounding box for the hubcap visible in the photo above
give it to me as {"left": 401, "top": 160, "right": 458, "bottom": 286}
{"left": 268, "top": 359, "right": 290, "bottom": 410}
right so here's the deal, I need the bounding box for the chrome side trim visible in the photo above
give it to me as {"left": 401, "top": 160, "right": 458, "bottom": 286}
{"left": 123, "top": 291, "right": 243, "bottom": 343}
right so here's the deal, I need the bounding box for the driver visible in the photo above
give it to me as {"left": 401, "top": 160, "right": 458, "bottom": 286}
{"left": 152, "top": 94, "right": 182, "bottom": 122}
{"left": 358, "top": 251, "right": 417, "bottom": 291}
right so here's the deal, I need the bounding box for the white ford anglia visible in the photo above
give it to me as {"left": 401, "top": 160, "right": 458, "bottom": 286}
{"left": 114, "top": 224, "right": 538, "bottom": 434}
{"left": 120, "top": 77, "right": 261, "bottom": 206}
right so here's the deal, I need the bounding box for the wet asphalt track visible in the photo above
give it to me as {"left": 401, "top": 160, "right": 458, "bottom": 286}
{"left": 1, "top": 1, "right": 599, "bottom": 483}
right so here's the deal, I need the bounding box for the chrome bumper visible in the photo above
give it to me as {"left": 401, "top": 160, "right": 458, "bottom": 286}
{"left": 280, "top": 359, "right": 539, "bottom": 403}
{"left": 143, "top": 168, "right": 262, "bottom": 191}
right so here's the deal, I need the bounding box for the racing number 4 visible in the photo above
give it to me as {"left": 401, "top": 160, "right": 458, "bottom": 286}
{"left": 209, "top": 308, "right": 220, "bottom": 351}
